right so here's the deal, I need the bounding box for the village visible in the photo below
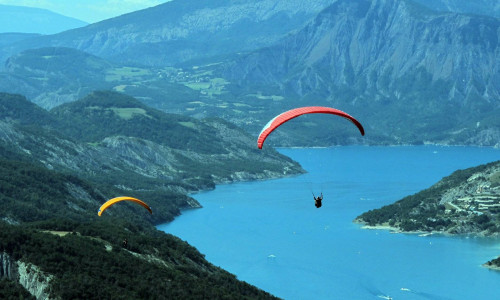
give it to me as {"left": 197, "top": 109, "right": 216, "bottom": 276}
{"left": 445, "top": 181, "right": 500, "bottom": 215}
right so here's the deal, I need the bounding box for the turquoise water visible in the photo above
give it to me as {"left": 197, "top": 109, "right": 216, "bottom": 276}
{"left": 158, "top": 146, "right": 500, "bottom": 300}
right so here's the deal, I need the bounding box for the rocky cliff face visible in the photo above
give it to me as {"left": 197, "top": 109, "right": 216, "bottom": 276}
{"left": 1, "top": 252, "right": 53, "bottom": 299}
{"left": 17, "top": 261, "right": 53, "bottom": 300}
{"left": 413, "top": 0, "right": 500, "bottom": 18}
{"left": 224, "top": 0, "right": 499, "bottom": 103}
{"left": 221, "top": 0, "right": 499, "bottom": 145}
{"left": 1, "top": 252, "right": 18, "bottom": 280}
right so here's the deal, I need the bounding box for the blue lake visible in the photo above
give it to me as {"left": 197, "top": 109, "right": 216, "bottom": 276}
{"left": 158, "top": 146, "right": 500, "bottom": 300}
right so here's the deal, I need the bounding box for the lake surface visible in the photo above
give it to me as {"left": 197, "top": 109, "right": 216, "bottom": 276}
{"left": 158, "top": 146, "right": 500, "bottom": 300}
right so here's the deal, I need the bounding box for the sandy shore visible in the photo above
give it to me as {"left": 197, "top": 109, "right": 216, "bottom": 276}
{"left": 482, "top": 263, "right": 500, "bottom": 271}
{"left": 353, "top": 220, "right": 403, "bottom": 233}
{"left": 355, "top": 221, "right": 451, "bottom": 236}
{"left": 360, "top": 224, "right": 401, "bottom": 232}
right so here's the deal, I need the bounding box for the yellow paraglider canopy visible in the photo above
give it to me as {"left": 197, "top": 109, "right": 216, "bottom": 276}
{"left": 98, "top": 196, "right": 152, "bottom": 216}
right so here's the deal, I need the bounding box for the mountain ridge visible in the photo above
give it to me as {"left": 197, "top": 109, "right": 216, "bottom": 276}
{"left": 0, "top": 91, "right": 304, "bottom": 216}
{"left": 222, "top": 0, "right": 499, "bottom": 101}
{"left": 0, "top": 0, "right": 337, "bottom": 67}
{"left": 413, "top": 0, "right": 500, "bottom": 18}
{"left": 0, "top": 0, "right": 497, "bottom": 147}
{"left": 0, "top": 4, "right": 88, "bottom": 35}
{"left": 218, "top": 0, "right": 500, "bottom": 146}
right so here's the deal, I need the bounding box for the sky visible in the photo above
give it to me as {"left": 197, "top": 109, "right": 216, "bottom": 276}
{"left": 0, "top": 0, "right": 172, "bottom": 23}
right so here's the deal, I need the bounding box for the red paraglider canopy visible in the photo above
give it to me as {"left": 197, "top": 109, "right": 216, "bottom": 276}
{"left": 257, "top": 106, "right": 364, "bottom": 149}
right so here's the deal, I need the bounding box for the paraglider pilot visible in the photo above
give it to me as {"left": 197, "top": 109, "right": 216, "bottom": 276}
{"left": 314, "top": 193, "right": 323, "bottom": 208}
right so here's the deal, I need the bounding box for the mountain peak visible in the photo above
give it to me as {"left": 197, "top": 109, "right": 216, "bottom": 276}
{"left": 1, "top": 0, "right": 337, "bottom": 67}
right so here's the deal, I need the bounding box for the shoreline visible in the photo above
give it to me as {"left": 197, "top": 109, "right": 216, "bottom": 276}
{"left": 354, "top": 220, "right": 495, "bottom": 237}
{"left": 355, "top": 220, "right": 500, "bottom": 271}
{"left": 483, "top": 263, "right": 500, "bottom": 271}
{"left": 359, "top": 224, "right": 455, "bottom": 237}
{"left": 158, "top": 146, "right": 500, "bottom": 299}
{"left": 355, "top": 218, "right": 500, "bottom": 238}
{"left": 160, "top": 167, "right": 308, "bottom": 225}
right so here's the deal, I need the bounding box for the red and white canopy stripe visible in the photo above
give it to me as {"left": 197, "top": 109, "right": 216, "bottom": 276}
{"left": 257, "top": 106, "right": 364, "bottom": 149}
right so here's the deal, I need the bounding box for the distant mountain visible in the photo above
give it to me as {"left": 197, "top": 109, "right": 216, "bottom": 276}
{"left": 0, "top": 0, "right": 498, "bottom": 147}
{"left": 0, "top": 5, "right": 88, "bottom": 34}
{"left": 0, "top": 46, "right": 374, "bottom": 146}
{"left": 220, "top": 0, "right": 500, "bottom": 146}
{"left": 0, "top": 0, "right": 337, "bottom": 67}
{"left": 413, "top": 0, "right": 500, "bottom": 18}
{"left": 0, "top": 47, "right": 115, "bottom": 108}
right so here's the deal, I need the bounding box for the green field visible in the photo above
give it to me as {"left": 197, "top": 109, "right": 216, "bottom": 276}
{"left": 178, "top": 121, "right": 197, "bottom": 129}
{"left": 110, "top": 107, "right": 151, "bottom": 120}
{"left": 105, "top": 67, "right": 152, "bottom": 82}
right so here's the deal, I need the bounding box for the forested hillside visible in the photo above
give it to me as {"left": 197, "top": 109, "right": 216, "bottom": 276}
{"left": 0, "top": 90, "right": 301, "bottom": 298}
{"left": 0, "top": 92, "right": 303, "bottom": 197}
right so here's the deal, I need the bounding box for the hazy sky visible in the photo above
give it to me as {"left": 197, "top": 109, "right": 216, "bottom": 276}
{"left": 0, "top": 0, "right": 172, "bottom": 23}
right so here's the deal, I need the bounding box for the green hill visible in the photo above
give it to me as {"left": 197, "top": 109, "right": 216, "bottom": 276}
{"left": 0, "top": 91, "right": 304, "bottom": 217}
{"left": 0, "top": 158, "right": 100, "bottom": 223}
{"left": 50, "top": 90, "right": 225, "bottom": 154}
